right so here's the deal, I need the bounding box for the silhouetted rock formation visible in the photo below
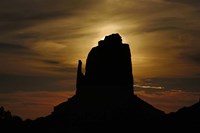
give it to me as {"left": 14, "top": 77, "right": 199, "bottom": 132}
{"left": 76, "top": 33, "right": 134, "bottom": 96}
{"left": 49, "top": 33, "right": 165, "bottom": 132}
{"left": 53, "top": 33, "right": 137, "bottom": 116}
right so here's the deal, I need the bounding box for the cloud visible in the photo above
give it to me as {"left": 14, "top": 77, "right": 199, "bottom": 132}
{"left": 0, "top": 41, "right": 78, "bottom": 77}
{"left": 0, "top": 43, "right": 31, "bottom": 54}
{"left": 0, "top": 0, "right": 99, "bottom": 33}
{"left": 0, "top": 42, "right": 46, "bottom": 76}
{"left": 0, "top": 42, "right": 81, "bottom": 99}
{"left": 136, "top": 77, "right": 200, "bottom": 93}
{"left": 42, "top": 60, "right": 61, "bottom": 65}
{"left": 182, "top": 52, "right": 200, "bottom": 64}
{"left": 0, "top": 0, "right": 98, "bottom": 21}
{"left": 0, "top": 42, "right": 39, "bottom": 56}
{"left": 14, "top": 33, "right": 41, "bottom": 40}
{"left": 0, "top": 42, "right": 28, "bottom": 50}
{"left": 134, "top": 84, "right": 164, "bottom": 90}
{"left": 134, "top": 17, "right": 185, "bottom": 33}
{"left": 165, "top": 0, "right": 200, "bottom": 7}
{"left": 37, "top": 65, "right": 77, "bottom": 74}
{"left": 0, "top": 73, "right": 75, "bottom": 92}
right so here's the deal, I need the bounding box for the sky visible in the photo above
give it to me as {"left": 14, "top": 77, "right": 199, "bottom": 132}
{"left": 0, "top": 0, "right": 200, "bottom": 120}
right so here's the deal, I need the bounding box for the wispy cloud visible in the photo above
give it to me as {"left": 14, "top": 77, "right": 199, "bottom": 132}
{"left": 0, "top": 73, "right": 76, "bottom": 92}
{"left": 0, "top": 42, "right": 38, "bottom": 56}
{"left": 0, "top": 0, "right": 99, "bottom": 31}
{"left": 165, "top": 0, "right": 200, "bottom": 7}
{"left": 134, "top": 84, "right": 164, "bottom": 90}
{"left": 135, "top": 77, "right": 200, "bottom": 93}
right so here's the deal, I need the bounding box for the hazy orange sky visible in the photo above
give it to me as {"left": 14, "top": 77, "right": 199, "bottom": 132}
{"left": 0, "top": 0, "right": 200, "bottom": 120}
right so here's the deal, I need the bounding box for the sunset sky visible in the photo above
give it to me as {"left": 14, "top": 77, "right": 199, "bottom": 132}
{"left": 0, "top": 0, "right": 200, "bottom": 120}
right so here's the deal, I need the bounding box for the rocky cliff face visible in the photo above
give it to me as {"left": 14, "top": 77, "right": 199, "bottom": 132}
{"left": 51, "top": 34, "right": 165, "bottom": 130}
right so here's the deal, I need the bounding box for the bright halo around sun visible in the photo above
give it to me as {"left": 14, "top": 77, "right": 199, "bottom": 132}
{"left": 98, "top": 24, "right": 121, "bottom": 40}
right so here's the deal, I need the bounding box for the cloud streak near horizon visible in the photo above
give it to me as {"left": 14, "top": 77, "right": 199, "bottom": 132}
{"left": 0, "top": 0, "right": 199, "bottom": 119}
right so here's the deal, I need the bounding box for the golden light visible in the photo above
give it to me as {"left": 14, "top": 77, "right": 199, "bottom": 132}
{"left": 98, "top": 24, "right": 121, "bottom": 40}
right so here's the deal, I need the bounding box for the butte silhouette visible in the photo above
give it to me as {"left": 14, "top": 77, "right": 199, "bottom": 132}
{"left": 76, "top": 33, "right": 134, "bottom": 96}
{"left": 46, "top": 33, "right": 165, "bottom": 132}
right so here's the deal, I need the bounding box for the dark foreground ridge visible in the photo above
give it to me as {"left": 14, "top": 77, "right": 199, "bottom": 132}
{"left": 1, "top": 33, "right": 200, "bottom": 132}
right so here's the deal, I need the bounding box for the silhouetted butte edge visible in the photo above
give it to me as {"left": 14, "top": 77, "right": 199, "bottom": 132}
{"left": 49, "top": 33, "right": 166, "bottom": 131}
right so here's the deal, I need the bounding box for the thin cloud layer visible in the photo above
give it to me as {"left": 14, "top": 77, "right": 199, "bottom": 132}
{"left": 0, "top": 73, "right": 75, "bottom": 92}
{"left": 135, "top": 77, "right": 200, "bottom": 93}
{"left": 165, "top": 0, "right": 200, "bottom": 7}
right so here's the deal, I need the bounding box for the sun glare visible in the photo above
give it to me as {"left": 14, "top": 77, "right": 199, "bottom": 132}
{"left": 98, "top": 24, "right": 121, "bottom": 40}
